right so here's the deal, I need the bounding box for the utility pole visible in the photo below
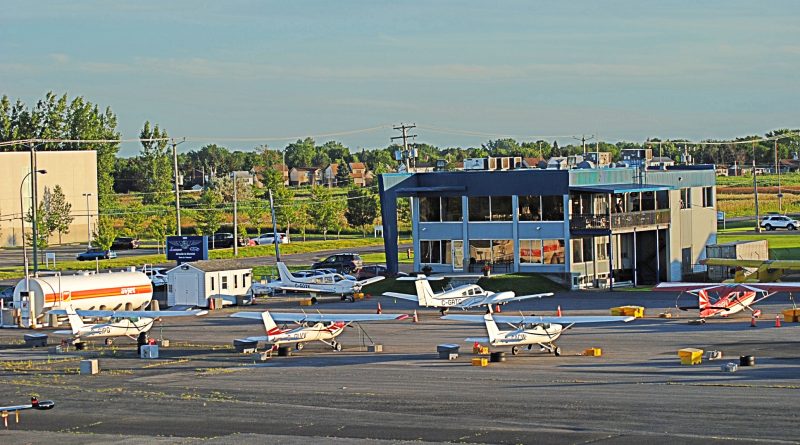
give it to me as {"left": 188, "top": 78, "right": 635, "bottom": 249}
{"left": 753, "top": 141, "right": 761, "bottom": 233}
{"left": 232, "top": 172, "right": 239, "bottom": 257}
{"left": 171, "top": 138, "right": 186, "bottom": 235}
{"left": 776, "top": 139, "right": 783, "bottom": 213}
{"left": 83, "top": 193, "right": 92, "bottom": 248}
{"left": 268, "top": 189, "right": 281, "bottom": 262}
{"left": 30, "top": 143, "right": 40, "bottom": 273}
{"left": 571, "top": 134, "right": 595, "bottom": 155}
{"left": 392, "top": 123, "right": 417, "bottom": 172}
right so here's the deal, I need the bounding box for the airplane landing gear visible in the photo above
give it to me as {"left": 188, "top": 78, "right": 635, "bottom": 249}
{"left": 511, "top": 346, "right": 520, "bottom": 355}
{"left": 332, "top": 341, "right": 342, "bottom": 352}
{"left": 553, "top": 346, "right": 561, "bottom": 356}
{"left": 295, "top": 342, "right": 304, "bottom": 351}
{"left": 440, "top": 308, "right": 449, "bottom": 316}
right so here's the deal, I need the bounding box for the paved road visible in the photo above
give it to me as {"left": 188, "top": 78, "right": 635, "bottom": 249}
{"left": 0, "top": 244, "right": 159, "bottom": 268}
{"left": 1, "top": 292, "right": 799, "bottom": 444}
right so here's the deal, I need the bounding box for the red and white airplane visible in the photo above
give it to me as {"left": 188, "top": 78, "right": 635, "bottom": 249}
{"left": 230, "top": 310, "right": 408, "bottom": 352}
{"left": 1, "top": 397, "right": 54, "bottom": 428}
{"left": 654, "top": 282, "right": 800, "bottom": 319}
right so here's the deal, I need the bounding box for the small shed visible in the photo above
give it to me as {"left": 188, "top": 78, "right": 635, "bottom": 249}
{"left": 166, "top": 259, "right": 253, "bottom": 308}
{"left": 705, "top": 240, "right": 769, "bottom": 282}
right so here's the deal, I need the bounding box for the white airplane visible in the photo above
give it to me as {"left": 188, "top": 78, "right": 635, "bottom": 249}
{"left": 49, "top": 306, "right": 207, "bottom": 344}
{"left": 256, "top": 262, "right": 385, "bottom": 297}
{"left": 442, "top": 312, "right": 635, "bottom": 356}
{"left": 230, "top": 310, "right": 408, "bottom": 352}
{"left": 1, "top": 397, "right": 54, "bottom": 428}
{"left": 384, "top": 275, "right": 553, "bottom": 314}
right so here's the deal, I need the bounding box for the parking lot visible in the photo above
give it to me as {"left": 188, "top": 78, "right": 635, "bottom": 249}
{"left": 1, "top": 291, "right": 799, "bottom": 444}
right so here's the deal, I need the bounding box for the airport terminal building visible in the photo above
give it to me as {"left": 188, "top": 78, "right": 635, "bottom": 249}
{"left": 379, "top": 158, "right": 717, "bottom": 288}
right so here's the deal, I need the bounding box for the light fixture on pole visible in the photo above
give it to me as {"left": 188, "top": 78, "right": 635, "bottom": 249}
{"left": 231, "top": 172, "right": 239, "bottom": 257}
{"left": 82, "top": 193, "right": 93, "bottom": 248}
{"left": 19, "top": 169, "right": 47, "bottom": 284}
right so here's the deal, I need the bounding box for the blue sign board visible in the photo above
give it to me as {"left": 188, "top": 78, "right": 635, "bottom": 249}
{"left": 166, "top": 236, "right": 209, "bottom": 263}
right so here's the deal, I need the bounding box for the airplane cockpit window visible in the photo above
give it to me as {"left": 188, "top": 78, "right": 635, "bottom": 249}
{"left": 333, "top": 274, "right": 344, "bottom": 282}
{"left": 475, "top": 286, "right": 484, "bottom": 294}
{"left": 467, "top": 289, "right": 475, "bottom": 296}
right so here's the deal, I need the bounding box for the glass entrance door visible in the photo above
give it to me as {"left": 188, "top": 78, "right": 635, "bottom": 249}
{"left": 452, "top": 240, "right": 463, "bottom": 271}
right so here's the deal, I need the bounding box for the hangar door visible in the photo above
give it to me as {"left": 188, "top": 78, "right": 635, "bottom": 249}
{"left": 174, "top": 273, "right": 201, "bottom": 306}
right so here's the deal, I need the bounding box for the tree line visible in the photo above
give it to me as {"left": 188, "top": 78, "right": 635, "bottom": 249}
{"left": 2, "top": 91, "right": 799, "bottom": 248}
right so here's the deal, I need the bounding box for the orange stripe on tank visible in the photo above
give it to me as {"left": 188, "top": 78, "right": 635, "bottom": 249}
{"left": 43, "top": 284, "right": 152, "bottom": 303}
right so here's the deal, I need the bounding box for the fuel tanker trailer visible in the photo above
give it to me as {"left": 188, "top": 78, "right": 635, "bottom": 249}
{"left": 13, "top": 271, "right": 153, "bottom": 328}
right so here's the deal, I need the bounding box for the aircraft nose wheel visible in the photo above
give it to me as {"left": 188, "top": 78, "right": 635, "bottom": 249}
{"left": 295, "top": 343, "right": 304, "bottom": 351}
{"left": 333, "top": 341, "right": 342, "bottom": 352}
{"left": 553, "top": 346, "right": 561, "bottom": 356}
{"left": 511, "top": 346, "right": 520, "bottom": 355}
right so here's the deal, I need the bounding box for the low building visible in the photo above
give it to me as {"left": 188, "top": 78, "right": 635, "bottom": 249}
{"left": 166, "top": 259, "right": 253, "bottom": 307}
{"left": 379, "top": 164, "right": 717, "bottom": 289}
{"left": 289, "top": 167, "right": 323, "bottom": 186}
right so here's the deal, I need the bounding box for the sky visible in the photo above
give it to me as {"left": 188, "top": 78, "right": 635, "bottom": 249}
{"left": 2, "top": 0, "right": 799, "bottom": 157}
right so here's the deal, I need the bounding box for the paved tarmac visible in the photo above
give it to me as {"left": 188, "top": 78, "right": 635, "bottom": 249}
{"left": 1, "top": 292, "right": 799, "bottom": 444}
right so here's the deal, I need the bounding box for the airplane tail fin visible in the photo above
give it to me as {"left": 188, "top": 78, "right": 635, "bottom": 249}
{"left": 413, "top": 277, "right": 437, "bottom": 307}
{"left": 275, "top": 262, "right": 293, "bottom": 283}
{"left": 483, "top": 313, "right": 501, "bottom": 342}
{"left": 261, "top": 311, "right": 281, "bottom": 339}
{"left": 65, "top": 306, "right": 84, "bottom": 335}
{"left": 698, "top": 289, "right": 711, "bottom": 310}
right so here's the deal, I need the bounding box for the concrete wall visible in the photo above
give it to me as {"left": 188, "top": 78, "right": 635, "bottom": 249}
{"left": 0, "top": 151, "right": 98, "bottom": 247}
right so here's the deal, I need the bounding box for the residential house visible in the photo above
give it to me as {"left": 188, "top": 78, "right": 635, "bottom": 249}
{"left": 289, "top": 167, "right": 323, "bottom": 186}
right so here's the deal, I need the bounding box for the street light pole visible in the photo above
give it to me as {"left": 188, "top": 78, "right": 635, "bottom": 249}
{"left": 232, "top": 172, "right": 239, "bottom": 257}
{"left": 29, "top": 143, "right": 42, "bottom": 273}
{"left": 83, "top": 193, "right": 93, "bottom": 248}
{"left": 753, "top": 141, "right": 761, "bottom": 233}
{"left": 20, "top": 169, "right": 47, "bottom": 283}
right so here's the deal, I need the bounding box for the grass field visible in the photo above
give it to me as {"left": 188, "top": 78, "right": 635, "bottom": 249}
{"left": 717, "top": 232, "right": 800, "bottom": 260}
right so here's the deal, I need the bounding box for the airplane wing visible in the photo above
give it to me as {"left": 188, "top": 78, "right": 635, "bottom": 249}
{"left": 231, "top": 312, "right": 409, "bottom": 323}
{"left": 356, "top": 276, "right": 386, "bottom": 286}
{"left": 465, "top": 337, "right": 490, "bottom": 343}
{"left": 737, "top": 283, "right": 800, "bottom": 293}
{"left": 653, "top": 282, "right": 726, "bottom": 293}
{"left": 701, "top": 258, "right": 768, "bottom": 268}
{"left": 383, "top": 292, "right": 419, "bottom": 301}
{"left": 479, "top": 292, "right": 554, "bottom": 306}
{"left": 274, "top": 285, "right": 332, "bottom": 293}
{"left": 655, "top": 282, "right": 800, "bottom": 294}
{"left": 48, "top": 309, "right": 207, "bottom": 318}
{"left": 1, "top": 398, "right": 54, "bottom": 412}
{"left": 442, "top": 314, "right": 635, "bottom": 324}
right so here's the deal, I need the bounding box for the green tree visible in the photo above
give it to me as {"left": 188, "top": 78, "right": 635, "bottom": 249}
{"left": 307, "top": 186, "right": 339, "bottom": 240}
{"left": 273, "top": 186, "right": 302, "bottom": 238}
{"left": 284, "top": 137, "right": 316, "bottom": 168}
{"left": 195, "top": 189, "right": 224, "bottom": 239}
{"left": 345, "top": 187, "right": 379, "bottom": 237}
{"left": 334, "top": 160, "right": 351, "bottom": 187}
{"left": 139, "top": 122, "right": 172, "bottom": 205}
{"left": 122, "top": 199, "right": 147, "bottom": 239}
{"left": 48, "top": 185, "right": 74, "bottom": 244}
{"left": 93, "top": 215, "right": 117, "bottom": 250}
{"left": 147, "top": 210, "right": 176, "bottom": 253}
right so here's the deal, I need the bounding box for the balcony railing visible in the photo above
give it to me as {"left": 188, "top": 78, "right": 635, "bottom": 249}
{"left": 570, "top": 209, "right": 670, "bottom": 231}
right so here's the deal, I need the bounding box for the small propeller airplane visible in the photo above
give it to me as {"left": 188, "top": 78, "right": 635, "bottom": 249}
{"left": 654, "top": 282, "right": 800, "bottom": 319}
{"left": 1, "top": 397, "right": 54, "bottom": 428}
{"left": 701, "top": 258, "right": 800, "bottom": 283}
{"left": 48, "top": 306, "right": 207, "bottom": 344}
{"left": 442, "top": 311, "right": 635, "bottom": 356}
{"left": 254, "top": 262, "right": 385, "bottom": 297}
{"left": 384, "top": 274, "right": 553, "bottom": 314}
{"left": 230, "top": 310, "right": 408, "bottom": 352}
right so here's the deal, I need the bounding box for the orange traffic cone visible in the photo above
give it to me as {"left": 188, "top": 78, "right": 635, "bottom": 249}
{"left": 495, "top": 304, "right": 501, "bottom": 313}
{"left": 377, "top": 303, "right": 382, "bottom": 314}
{"left": 750, "top": 315, "right": 757, "bottom": 327}
{"left": 557, "top": 305, "right": 562, "bottom": 317}
{"left": 412, "top": 310, "right": 419, "bottom": 323}
{"left": 209, "top": 297, "right": 215, "bottom": 310}
{"left": 775, "top": 314, "right": 782, "bottom": 328}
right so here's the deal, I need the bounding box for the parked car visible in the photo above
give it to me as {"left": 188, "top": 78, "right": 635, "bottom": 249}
{"left": 0, "top": 286, "right": 13, "bottom": 305}
{"left": 143, "top": 267, "right": 168, "bottom": 287}
{"left": 354, "top": 264, "right": 409, "bottom": 280}
{"left": 251, "top": 233, "right": 290, "bottom": 245}
{"left": 760, "top": 215, "right": 800, "bottom": 231}
{"left": 311, "top": 253, "right": 363, "bottom": 273}
{"left": 111, "top": 237, "right": 140, "bottom": 250}
{"left": 76, "top": 248, "right": 117, "bottom": 261}
{"left": 210, "top": 232, "right": 248, "bottom": 249}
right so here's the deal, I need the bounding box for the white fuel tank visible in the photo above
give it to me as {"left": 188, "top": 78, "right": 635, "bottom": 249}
{"left": 14, "top": 271, "right": 153, "bottom": 322}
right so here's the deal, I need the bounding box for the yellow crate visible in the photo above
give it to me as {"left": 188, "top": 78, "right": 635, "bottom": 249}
{"left": 473, "top": 346, "right": 490, "bottom": 355}
{"left": 782, "top": 309, "right": 800, "bottom": 322}
{"left": 610, "top": 307, "right": 625, "bottom": 316}
{"left": 621, "top": 306, "right": 645, "bottom": 318}
{"left": 678, "top": 348, "right": 703, "bottom": 365}
{"left": 299, "top": 299, "right": 313, "bottom": 306}
{"left": 583, "top": 348, "right": 602, "bottom": 357}
{"left": 471, "top": 357, "right": 488, "bottom": 367}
